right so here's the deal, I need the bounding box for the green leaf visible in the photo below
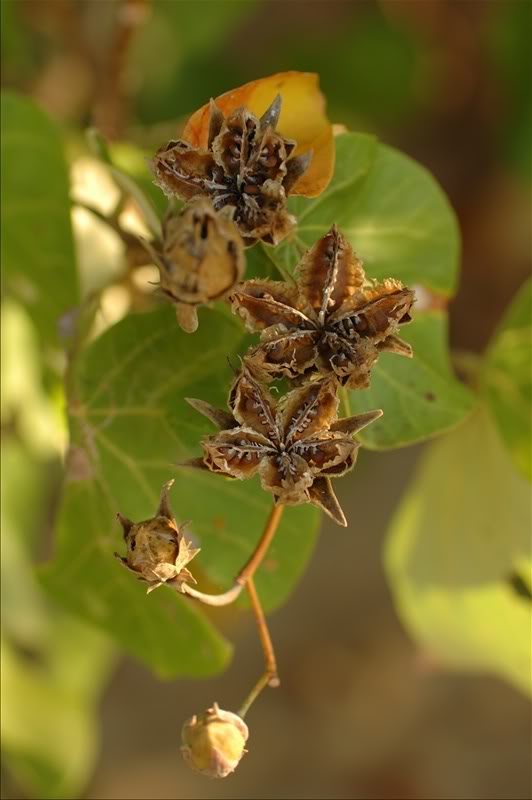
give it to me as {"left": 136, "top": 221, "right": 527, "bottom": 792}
{"left": 1, "top": 621, "right": 113, "bottom": 800}
{"left": 1, "top": 439, "right": 49, "bottom": 646}
{"left": 1, "top": 92, "right": 78, "bottom": 348}
{"left": 44, "top": 307, "right": 319, "bottom": 674}
{"left": 346, "top": 312, "right": 476, "bottom": 449}
{"left": 385, "top": 409, "right": 531, "bottom": 696}
{"left": 41, "top": 480, "right": 230, "bottom": 680}
{"left": 482, "top": 278, "right": 531, "bottom": 481}
{"left": 273, "top": 133, "right": 377, "bottom": 276}
{"left": 274, "top": 132, "right": 459, "bottom": 295}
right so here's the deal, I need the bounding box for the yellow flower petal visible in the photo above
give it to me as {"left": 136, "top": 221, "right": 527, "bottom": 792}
{"left": 182, "top": 71, "right": 334, "bottom": 198}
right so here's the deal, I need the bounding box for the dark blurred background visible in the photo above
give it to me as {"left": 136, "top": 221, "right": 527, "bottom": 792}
{"left": 1, "top": 1, "right": 531, "bottom": 798}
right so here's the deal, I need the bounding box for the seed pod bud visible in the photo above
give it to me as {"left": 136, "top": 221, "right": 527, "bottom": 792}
{"left": 114, "top": 480, "right": 200, "bottom": 593}
{"left": 181, "top": 702, "right": 249, "bottom": 778}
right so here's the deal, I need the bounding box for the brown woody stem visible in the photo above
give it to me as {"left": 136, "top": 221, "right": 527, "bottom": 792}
{"left": 236, "top": 578, "right": 281, "bottom": 718}
{"left": 246, "top": 577, "right": 279, "bottom": 687}
{"left": 237, "top": 672, "right": 271, "bottom": 719}
{"left": 182, "top": 503, "right": 285, "bottom": 607}
{"left": 236, "top": 503, "right": 284, "bottom": 585}
{"left": 236, "top": 578, "right": 280, "bottom": 718}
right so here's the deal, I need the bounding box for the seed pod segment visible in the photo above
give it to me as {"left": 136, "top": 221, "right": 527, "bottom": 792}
{"left": 231, "top": 226, "right": 415, "bottom": 387}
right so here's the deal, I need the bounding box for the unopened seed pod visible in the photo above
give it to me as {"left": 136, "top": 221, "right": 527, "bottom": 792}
{"left": 181, "top": 702, "right": 249, "bottom": 778}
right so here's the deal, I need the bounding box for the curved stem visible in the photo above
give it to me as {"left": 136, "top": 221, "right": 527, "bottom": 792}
{"left": 238, "top": 672, "right": 270, "bottom": 719}
{"left": 182, "top": 503, "right": 285, "bottom": 607}
{"left": 181, "top": 581, "right": 243, "bottom": 607}
{"left": 246, "top": 577, "right": 279, "bottom": 687}
{"left": 236, "top": 504, "right": 284, "bottom": 585}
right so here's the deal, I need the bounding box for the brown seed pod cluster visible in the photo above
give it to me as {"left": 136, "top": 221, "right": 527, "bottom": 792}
{"left": 184, "top": 227, "right": 414, "bottom": 526}
{"left": 113, "top": 75, "right": 418, "bottom": 782}
{"left": 151, "top": 95, "right": 311, "bottom": 246}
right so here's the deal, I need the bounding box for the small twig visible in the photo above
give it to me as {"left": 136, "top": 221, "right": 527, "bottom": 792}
{"left": 236, "top": 504, "right": 284, "bottom": 585}
{"left": 246, "top": 577, "right": 279, "bottom": 688}
{"left": 181, "top": 503, "right": 285, "bottom": 607}
{"left": 75, "top": 201, "right": 122, "bottom": 233}
{"left": 237, "top": 672, "right": 271, "bottom": 719}
{"left": 181, "top": 581, "right": 244, "bottom": 607}
{"left": 75, "top": 200, "right": 157, "bottom": 269}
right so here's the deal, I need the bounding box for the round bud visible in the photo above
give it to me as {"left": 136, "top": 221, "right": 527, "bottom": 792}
{"left": 181, "top": 703, "right": 249, "bottom": 779}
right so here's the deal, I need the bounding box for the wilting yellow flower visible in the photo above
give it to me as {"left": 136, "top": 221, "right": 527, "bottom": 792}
{"left": 182, "top": 71, "right": 335, "bottom": 198}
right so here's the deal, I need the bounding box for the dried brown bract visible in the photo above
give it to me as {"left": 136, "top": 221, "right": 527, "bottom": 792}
{"left": 231, "top": 226, "right": 415, "bottom": 388}
{"left": 114, "top": 479, "right": 200, "bottom": 593}
{"left": 143, "top": 198, "right": 245, "bottom": 332}
{"left": 151, "top": 95, "right": 311, "bottom": 245}
{"left": 185, "top": 369, "right": 382, "bottom": 526}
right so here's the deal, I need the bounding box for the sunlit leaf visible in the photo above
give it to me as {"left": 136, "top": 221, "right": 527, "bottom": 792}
{"left": 1, "top": 92, "right": 78, "bottom": 348}
{"left": 272, "top": 132, "right": 459, "bottom": 296}
{"left": 346, "top": 312, "right": 476, "bottom": 449}
{"left": 482, "top": 278, "right": 531, "bottom": 481}
{"left": 385, "top": 409, "right": 531, "bottom": 696}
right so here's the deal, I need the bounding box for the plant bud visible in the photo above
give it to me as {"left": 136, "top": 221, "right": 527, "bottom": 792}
{"left": 181, "top": 702, "right": 249, "bottom": 778}
{"left": 114, "top": 480, "right": 200, "bottom": 593}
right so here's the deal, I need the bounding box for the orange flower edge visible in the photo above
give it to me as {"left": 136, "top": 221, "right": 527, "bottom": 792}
{"left": 183, "top": 71, "right": 335, "bottom": 198}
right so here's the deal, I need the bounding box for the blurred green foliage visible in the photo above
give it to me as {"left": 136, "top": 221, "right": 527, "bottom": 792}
{"left": 1, "top": 93, "right": 79, "bottom": 349}
{"left": 482, "top": 279, "right": 531, "bottom": 481}
{"left": 386, "top": 408, "right": 531, "bottom": 696}
{"left": 1, "top": 1, "right": 530, "bottom": 797}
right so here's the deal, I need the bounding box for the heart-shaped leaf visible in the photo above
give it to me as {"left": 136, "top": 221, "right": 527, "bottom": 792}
{"left": 346, "top": 312, "right": 476, "bottom": 449}
{"left": 272, "top": 132, "right": 459, "bottom": 295}
{"left": 385, "top": 409, "right": 531, "bottom": 696}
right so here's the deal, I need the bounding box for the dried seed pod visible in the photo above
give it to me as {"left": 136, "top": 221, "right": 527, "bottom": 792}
{"left": 146, "top": 198, "right": 245, "bottom": 332}
{"left": 185, "top": 368, "right": 382, "bottom": 527}
{"left": 114, "top": 480, "right": 200, "bottom": 593}
{"left": 181, "top": 72, "right": 335, "bottom": 198}
{"left": 181, "top": 702, "right": 249, "bottom": 779}
{"left": 150, "top": 96, "right": 303, "bottom": 246}
{"left": 230, "top": 226, "right": 415, "bottom": 388}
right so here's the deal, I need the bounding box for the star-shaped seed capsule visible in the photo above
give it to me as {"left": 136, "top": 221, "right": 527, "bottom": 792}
{"left": 151, "top": 95, "right": 311, "bottom": 245}
{"left": 185, "top": 369, "right": 382, "bottom": 526}
{"left": 115, "top": 480, "right": 199, "bottom": 593}
{"left": 230, "top": 226, "right": 415, "bottom": 388}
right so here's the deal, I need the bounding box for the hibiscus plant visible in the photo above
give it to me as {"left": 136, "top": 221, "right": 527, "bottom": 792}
{"left": 1, "top": 67, "right": 529, "bottom": 790}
